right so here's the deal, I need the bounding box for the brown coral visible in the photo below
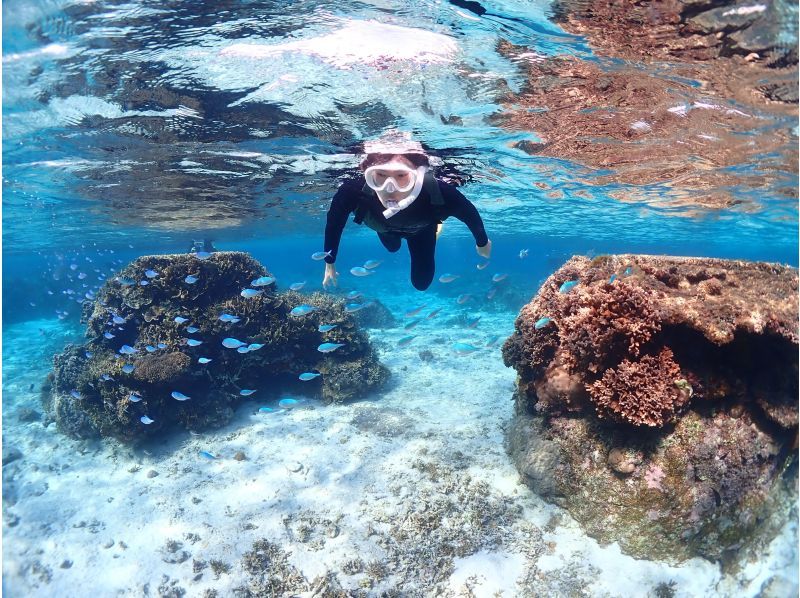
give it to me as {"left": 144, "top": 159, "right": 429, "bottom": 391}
{"left": 588, "top": 347, "right": 688, "bottom": 427}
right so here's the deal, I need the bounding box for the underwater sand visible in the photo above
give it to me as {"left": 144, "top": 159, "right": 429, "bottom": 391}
{"left": 2, "top": 298, "right": 797, "bottom": 596}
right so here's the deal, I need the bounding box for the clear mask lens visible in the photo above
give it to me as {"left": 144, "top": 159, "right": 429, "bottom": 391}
{"left": 364, "top": 163, "right": 418, "bottom": 193}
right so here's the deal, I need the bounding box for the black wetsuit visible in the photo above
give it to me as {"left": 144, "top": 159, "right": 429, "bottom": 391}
{"left": 324, "top": 173, "right": 488, "bottom": 290}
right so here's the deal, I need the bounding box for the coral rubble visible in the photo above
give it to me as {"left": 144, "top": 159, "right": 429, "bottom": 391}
{"left": 503, "top": 254, "right": 798, "bottom": 564}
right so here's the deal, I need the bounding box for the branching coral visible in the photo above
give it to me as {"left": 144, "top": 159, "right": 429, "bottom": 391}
{"left": 587, "top": 347, "right": 688, "bottom": 427}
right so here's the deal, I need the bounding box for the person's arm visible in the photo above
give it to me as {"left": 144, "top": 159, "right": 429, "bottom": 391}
{"left": 323, "top": 180, "right": 361, "bottom": 264}
{"left": 440, "top": 182, "right": 490, "bottom": 250}
{"left": 322, "top": 180, "right": 360, "bottom": 288}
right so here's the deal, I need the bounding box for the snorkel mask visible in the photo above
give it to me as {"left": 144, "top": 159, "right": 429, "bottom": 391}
{"left": 364, "top": 161, "right": 428, "bottom": 219}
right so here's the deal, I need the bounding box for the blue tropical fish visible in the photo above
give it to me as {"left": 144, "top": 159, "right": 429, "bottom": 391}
{"left": 171, "top": 391, "right": 191, "bottom": 401}
{"left": 174, "top": 316, "right": 189, "bottom": 324}
{"left": 452, "top": 342, "right": 480, "bottom": 355}
{"left": 299, "top": 372, "right": 321, "bottom": 381}
{"left": 122, "top": 364, "right": 135, "bottom": 374}
{"left": 199, "top": 451, "right": 216, "bottom": 459}
{"left": 290, "top": 304, "right": 316, "bottom": 316}
{"left": 559, "top": 280, "right": 579, "bottom": 293}
{"left": 318, "top": 324, "right": 337, "bottom": 332}
{"left": 185, "top": 275, "right": 198, "bottom": 284}
{"left": 317, "top": 342, "right": 345, "bottom": 353}
{"left": 534, "top": 317, "right": 552, "bottom": 330}
{"left": 145, "top": 269, "right": 158, "bottom": 278}
{"left": 140, "top": 415, "right": 154, "bottom": 425}
{"left": 222, "top": 338, "right": 246, "bottom": 349}
{"left": 250, "top": 276, "right": 276, "bottom": 287}
{"left": 186, "top": 339, "right": 203, "bottom": 347}
{"left": 241, "top": 288, "right": 263, "bottom": 298}
{"left": 239, "top": 389, "right": 257, "bottom": 396}
{"left": 198, "top": 357, "right": 212, "bottom": 364}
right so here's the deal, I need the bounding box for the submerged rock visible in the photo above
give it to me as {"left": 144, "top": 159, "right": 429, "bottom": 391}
{"left": 503, "top": 254, "right": 798, "bottom": 565}
{"left": 42, "top": 252, "right": 389, "bottom": 442}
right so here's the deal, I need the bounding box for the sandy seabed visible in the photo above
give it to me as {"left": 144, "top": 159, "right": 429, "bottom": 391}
{"left": 2, "top": 295, "right": 797, "bottom": 597}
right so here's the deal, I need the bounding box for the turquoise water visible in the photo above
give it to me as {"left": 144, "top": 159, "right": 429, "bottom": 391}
{"left": 2, "top": 0, "right": 798, "bottom": 596}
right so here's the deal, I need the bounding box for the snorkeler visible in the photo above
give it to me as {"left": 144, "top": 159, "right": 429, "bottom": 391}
{"left": 187, "top": 238, "right": 218, "bottom": 254}
{"left": 322, "top": 131, "right": 491, "bottom": 291}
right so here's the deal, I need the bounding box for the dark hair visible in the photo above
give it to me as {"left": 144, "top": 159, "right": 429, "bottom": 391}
{"left": 359, "top": 153, "right": 430, "bottom": 171}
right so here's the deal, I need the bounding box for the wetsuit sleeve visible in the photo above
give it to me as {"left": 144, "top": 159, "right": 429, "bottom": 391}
{"left": 440, "top": 182, "right": 489, "bottom": 247}
{"left": 323, "top": 180, "right": 362, "bottom": 264}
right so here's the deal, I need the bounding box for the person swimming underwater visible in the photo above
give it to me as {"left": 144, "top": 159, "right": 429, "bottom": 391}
{"left": 322, "top": 131, "right": 491, "bottom": 291}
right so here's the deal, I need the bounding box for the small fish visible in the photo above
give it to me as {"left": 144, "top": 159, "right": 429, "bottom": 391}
{"left": 85, "top": 351, "right": 94, "bottom": 358}
{"left": 477, "top": 261, "right": 490, "bottom": 270}
{"left": 119, "top": 344, "right": 137, "bottom": 355}
{"left": 466, "top": 316, "right": 481, "bottom": 329}
{"left": 222, "top": 338, "right": 246, "bottom": 349}
{"left": 122, "top": 364, "right": 135, "bottom": 374}
{"left": 128, "top": 392, "right": 142, "bottom": 403}
{"left": 318, "top": 324, "right": 338, "bottom": 332}
{"left": 104, "top": 332, "right": 115, "bottom": 339}
{"left": 174, "top": 316, "right": 189, "bottom": 324}
{"left": 623, "top": 266, "right": 633, "bottom": 276}
{"left": 116, "top": 277, "right": 136, "bottom": 286}
{"left": 398, "top": 335, "right": 416, "bottom": 346}
{"left": 299, "top": 372, "right": 321, "bottom": 381}
{"left": 311, "top": 250, "right": 332, "bottom": 261}
{"left": 559, "top": 280, "right": 579, "bottom": 294}
{"left": 145, "top": 269, "right": 158, "bottom": 278}
{"left": 186, "top": 339, "right": 203, "bottom": 347}
{"left": 278, "top": 398, "right": 299, "bottom": 408}
{"left": 346, "top": 291, "right": 363, "bottom": 300}
{"left": 69, "top": 264, "right": 78, "bottom": 270}
{"left": 452, "top": 342, "right": 480, "bottom": 355}
{"left": 219, "top": 313, "right": 240, "bottom": 323}
{"left": 492, "top": 273, "right": 508, "bottom": 283}
{"left": 290, "top": 304, "right": 317, "bottom": 316}
{"left": 438, "top": 273, "right": 459, "bottom": 283}
{"left": 534, "top": 317, "right": 552, "bottom": 330}
{"left": 140, "top": 415, "right": 154, "bottom": 425}
{"left": 456, "top": 294, "right": 472, "bottom": 304}
{"left": 250, "top": 276, "right": 276, "bottom": 287}
{"left": 608, "top": 274, "right": 617, "bottom": 284}
{"left": 404, "top": 318, "right": 422, "bottom": 330}
{"left": 486, "top": 287, "right": 497, "bottom": 300}
{"left": 194, "top": 251, "right": 212, "bottom": 260}
{"left": 519, "top": 249, "right": 529, "bottom": 259}
{"left": 485, "top": 335, "right": 500, "bottom": 347}
{"left": 139, "top": 280, "right": 149, "bottom": 286}
{"left": 258, "top": 406, "right": 275, "bottom": 413}
{"left": 350, "top": 266, "right": 373, "bottom": 277}
{"left": 363, "top": 259, "right": 383, "bottom": 269}
{"left": 405, "top": 304, "right": 427, "bottom": 317}
{"left": 241, "top": 288, "right": 263, "bottom": 298}
{"left": 186, "top": 326, "right": 199, "bottom": 333}
{"left": 100, "top": 373, "right": 113, "bottom": 381}
{"left": 237, "top": 346, "right": 250, "bottom": 353}
{"left": 199, "top": 450, "right": 216, "bottom": 459}
{"left": 112, "top": 315, "right": 126, "bottom": 325}
{"left": 157, "top": 342, "right": 167, "bottom": 349}
{"left": 239, "top": 389, "right": 257, "bottom": 396}
{"left": 345, "top": 302, "right": 372, "bottom": 313}
{"left": 246, "top": 343, "right": 264, "bottom": 351}
{"left": 318, "top": 342, "right": 345, "bottom": 353}
{"left": 289, "top": 282, "right": 306, "bottom": 291}
{"left": 70, "top": 389, "right": 82, "bottom": 399}
{"left": 198, "top": 357, "right": 212, "bottom": 364}
{"left": 145, "top": 345, "right": 157, "bottom": 352}
{"left": 426, "top": 308, "right": 441, "bottom": 319}
{"left": 185, "top": 275, "right": 198, "bottom": 284}
{"left": 171, "top": 391, "right": 191, "bottom": 401}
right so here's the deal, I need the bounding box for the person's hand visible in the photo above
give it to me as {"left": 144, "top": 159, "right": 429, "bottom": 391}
{"left": 322, "top": 263, "right": 339, "bottom": 289}
{"left": 476, "top": 239, "right": 492, "bottom": 259}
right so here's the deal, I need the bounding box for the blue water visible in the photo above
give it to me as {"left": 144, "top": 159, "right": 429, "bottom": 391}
{"left": 2, "top": 0, "right": 798, "bottom": 596}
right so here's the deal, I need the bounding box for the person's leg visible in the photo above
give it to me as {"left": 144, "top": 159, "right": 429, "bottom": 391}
{"left": 377, "top": 232, "right": 402, "bottom": 253}
{"left": 406, "top": 224, "right": 437, "bottom": 291}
